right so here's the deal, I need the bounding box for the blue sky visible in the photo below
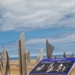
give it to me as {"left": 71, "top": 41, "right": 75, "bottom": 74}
{"left": 0, "top": 0, "right": 75, "bottom": 57}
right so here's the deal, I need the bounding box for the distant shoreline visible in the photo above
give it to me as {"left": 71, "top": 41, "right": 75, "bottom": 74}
{"left": 10, "top": 54, "right": 75, "bottom": 60}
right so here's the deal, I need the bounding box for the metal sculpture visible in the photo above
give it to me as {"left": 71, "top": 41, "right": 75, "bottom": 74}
{"left": 46, "top": 39, "right": 54, "bottom": 59}
{"left": 36, "top": 48, "right": 44, "bottom": 63}
{"left": 26, "top": 50, "right": 31, "bottom": 68}
{"left": 0, "top": 48, "right": 10, "bottom": 75}
{"left": 18, "top": 32, "right": 27, "bottom": 75}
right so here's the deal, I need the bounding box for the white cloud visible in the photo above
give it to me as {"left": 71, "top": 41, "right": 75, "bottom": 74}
{"left": 0, "top": 0, "right": 75, "bottom": 31}
{"left": 26, "top": 34, "right": 75, "bottom": 44}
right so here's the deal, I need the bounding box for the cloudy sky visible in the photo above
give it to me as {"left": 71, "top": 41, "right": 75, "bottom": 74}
{"left": 0, "top": 0, "right": 75, "bottom": 57}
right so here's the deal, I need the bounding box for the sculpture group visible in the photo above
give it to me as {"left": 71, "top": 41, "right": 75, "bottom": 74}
{"left": 0, "top": 32, "right": 74, "bottom": 75}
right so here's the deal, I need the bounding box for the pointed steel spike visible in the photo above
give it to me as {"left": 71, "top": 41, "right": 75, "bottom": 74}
{"left": 26, "top": 50, "right": 31, "bottom": 68}
{"left": 36, "top": 48, "right": 44, "bottom": 64}
{"left": 0, "top": 52, "right": 1, "bottom": 56}
{"left": 6, "top": 50, "right": 10, "bottom": 75}
{"left": 20, "top": 32, "right": 27, "bottom": 75}
{"left": 70, "top": 52, "right": 74, "bottom": 58}
{"left": 1, "top": 48, "right": 10, "bottom": 75}
{"left": 18, "top": 39, "right": 22, "bottom": 75}
{"left": 63, "top": 52, "right": 67, "bottom": 58}
{"left": 46, "top": 39, "right": 54, "bottom": 59}
{"left": 18, "top": 32, "right": 27, "bottom": 75}
{"left": 36, "top": 56, "right": 40, "bottom": 64}
{"left": 55, "top": 56, "right": 57, "bottom": 59}
{"left": 39, "top": 48, "right": 44, "bottom": 60}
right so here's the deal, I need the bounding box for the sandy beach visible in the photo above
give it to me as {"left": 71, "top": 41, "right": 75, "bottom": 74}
{"left": 0, "top": 60, "right": 75, "bottom": 75}
{"left": 0, "top": 60, "right": 36, "bottom": 75}
{"left": 10, "top": 60, "right": 36, "bottom": 75}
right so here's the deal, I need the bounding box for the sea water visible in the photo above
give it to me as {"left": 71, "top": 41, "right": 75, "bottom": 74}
{"left": 10, "top": 54, "right": 75, "bottom": 60}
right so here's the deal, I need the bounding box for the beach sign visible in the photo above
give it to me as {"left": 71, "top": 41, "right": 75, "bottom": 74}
{"left": 46, "top": 39, "right": 54, "bottom": 59}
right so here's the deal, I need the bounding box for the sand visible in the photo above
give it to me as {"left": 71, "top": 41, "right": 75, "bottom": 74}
{"left": 0, "top": 60, "right": 36, "bottom": 75}
{"left": 0, "top": 60, "right": 75, "bottom": 75}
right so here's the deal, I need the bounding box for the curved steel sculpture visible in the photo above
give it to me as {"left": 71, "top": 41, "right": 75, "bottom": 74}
{"left": 46, "top": 39, "right": 54, "bottom": 59}
{"left": 0, "top": 48, "right": 10, "bottom": 75}
{"left": 18, "top": 32, "right": 27, "bottom": 75}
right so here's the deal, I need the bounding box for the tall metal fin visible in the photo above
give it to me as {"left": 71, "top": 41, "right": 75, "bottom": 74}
{"left": 63, "top": 52, "right": 67, "bottom": 58}
{"left": 36, "top": 48, "right": 44, "bottom": 63}
{"left": 46, "top": 39, "right": 54, "bottom": 59}
{"left": 18, "top": 32, "right": 27, "bottom": 75}
{"left": 1, "top": 48, "right": 10, "bottom": 75}
{"left": 26, "top": 50, "right": 31, "bottom": 68}
{"left": 70, "top": 52, "right": 74, "bottom": 58}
